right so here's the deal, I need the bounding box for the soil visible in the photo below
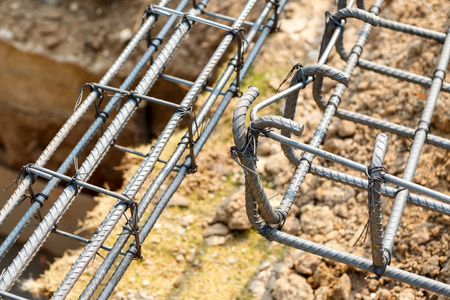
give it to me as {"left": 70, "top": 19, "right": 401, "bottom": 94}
{"left": 1, "top": 0, "right": 449, "bottom": 299}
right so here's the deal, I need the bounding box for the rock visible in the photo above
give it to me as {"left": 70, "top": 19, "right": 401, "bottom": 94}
{"left": 293, "top": 252, "right": 322, "bottom": 276}
{"left": 410, "top": 222, "right": 431, "bottom": 245}
{"left": 264, "top": 152, "right": 289, "bottom": 176}
{"left": 168, "top": 193, "right": 190, "bottom": 207}
{"left": 180, "top": 214, "right": 194, "bottom": 227}
{"left": 204, "top": 234, "right": 232, "bottom": 246}
{"left": 378, "top": 288, "right": 391, "bottom": 300}
{"left": 119, "top": 27, "right": 133, "bottom": 42}
{"left": 249, "top": 264, "right": 276, "bottom": 300}
{"left": 322, "top": 138, "right": 346, "bottom": 154}
{"left": 300, "top": 204, "right": 335, "bottom": 236}
{"left": 215, "top": 188, "right": 278, "bottom": 231}
{"left": 328, "top": 273, "right": 351, "bottom": 300}
{"left": 422, "top": 255, "right": 440, "bottom": 277}
{"left": 316, "top": 181, "right": 355, "bottom": 205}
{"left": 271, "top": 273, "right": 314, "bottom": 300}
{"left": 398, "top": 288, "right": 415, "bottom": 300}
{"left": 214, "top": 188, "right": 251, "bottom": 230}
{"left": 257, "top": 138, "right": 280, "bottom": 156}
{"left": 314, "top": 286, "right": 329, "bottom": 300}
{"left": 283, "top": 216, "right": 301, "bottom": 235}
{"left": 204, "top": 223, "right": 230, "bottom": 238}
{"left": 337, "top": 120, "right": 357, "bottom": 138}
{"left": 311, "top": 262, "right": 337, "bottom": 288}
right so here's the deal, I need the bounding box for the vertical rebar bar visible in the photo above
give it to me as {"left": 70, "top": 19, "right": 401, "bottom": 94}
{"left": 278, "top": 0, "right": 384, "bottom": 216}
{"left": 368, "top": 133, "right": 389, "bottom": 277}
{"left": 382, "top": 26, "right": 450, "bottom": 253}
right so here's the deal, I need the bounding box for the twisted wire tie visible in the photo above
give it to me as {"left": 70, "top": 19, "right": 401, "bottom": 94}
{"left": 325, "top": 11, "right": 342, "bottom": 29}
{"left": 3, "top": 163, "right": 36, "bottom": 191}
{"left": 142, "top": 4, "right": 158, "bottom": 24}
{"left": 119, "top": 196, "right": 142, "bottom": 260}
{"left": 258, "top": 210, "right": 287, "bottom": 241}
{"left": 74, "top": 83, "right": 102, "bottom": 111}
{"left": 176, "top": 13, "right": 192, "bottom": 30}
{"left": 353, "top": 165, "right": 387, "bottom": 246}
{"left": 275, "top": 61, "right": 306, "bottom": 93}
{"left": 31, "top": 193, "right": 49, "bottom": 208}
{"left": 366, "top": 248, "right": 392, "bottom": 280}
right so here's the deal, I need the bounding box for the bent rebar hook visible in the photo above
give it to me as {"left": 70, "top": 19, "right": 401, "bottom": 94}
{"left": 231, "top": 86, "right": 304, "bottom": 233}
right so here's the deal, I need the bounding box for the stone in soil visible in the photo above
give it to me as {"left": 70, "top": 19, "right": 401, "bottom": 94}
{"left": 271, "top": 273, "right": 313, "bottom": 300}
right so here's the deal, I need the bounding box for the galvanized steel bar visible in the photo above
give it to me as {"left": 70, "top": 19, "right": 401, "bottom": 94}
{"left": 152, "top": 5, "right": 234, "bottom": 31}
{"left": 53, "top": 229, "right": 127, "bottom": 256}
{"left": 159, "top": 73, "right": 226, "bottom": 95}
{"left": 0, "top": 0, "right": 169, "bottom": 226}
{"left": 383, "top": 27, "right": 450, "bottom": 253}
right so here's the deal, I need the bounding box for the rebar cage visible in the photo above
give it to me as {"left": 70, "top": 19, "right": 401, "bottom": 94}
{"left": 232, "top": 0, "right": 450, "bottom": 297}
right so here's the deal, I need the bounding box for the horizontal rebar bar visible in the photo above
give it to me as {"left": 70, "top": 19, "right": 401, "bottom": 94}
{"left": 309, "top": 164, "right": 450, "bottom": 215}
{"left": 153, "top": 5, "right": 233, "bottom": 31}
{"left": 159, "top": 73, "right": 226, "bottom": 95}
{"left": 53, "top": 229, "right": 127, "bottom": 256}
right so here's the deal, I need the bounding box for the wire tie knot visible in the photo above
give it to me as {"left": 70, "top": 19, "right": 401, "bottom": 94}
{"left": 325, "top": 11, "right": 342, "bottom": 29}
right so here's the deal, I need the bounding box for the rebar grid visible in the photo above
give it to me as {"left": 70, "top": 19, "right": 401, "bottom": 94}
{"left": 0, "top": 0, "right": 285, "bottom": 298}
{"left": 232, "top": 0, "right": 450, "bottom": 297}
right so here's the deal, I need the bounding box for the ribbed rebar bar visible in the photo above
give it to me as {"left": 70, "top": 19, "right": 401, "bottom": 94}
{"left": 79, "top": 2, "right": 279, "bottom": 296}
{"left": 270, "top": 230, "right": 450, "bottom": 295}
{"left": 383, "top": 26, "right": 450, "bottom": 253}
{"left": 335, "top": 108, "right": 450, "bottom": 150}
{"left": 0, "top": 0, "right": 182, "bottom": 266}
{"left": 49, "top": 1, "right": 213, "bottom": 298}
{"left": 233, "top": 87, "right": 281, "bottom": 224}
{"left": 368, "top": 133, "right": 389, "bottom": 277}
{"left": 0, "top": 0, "right": 168, "bottom": 226}
{"left": 280, "top": 64, "right": 350, "bottom": 165}
{"left": 308, "top": 164, "right": 450, "bottom": 215}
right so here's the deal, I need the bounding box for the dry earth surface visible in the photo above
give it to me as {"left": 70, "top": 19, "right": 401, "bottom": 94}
{"left": 0, "top": 0, "right": 449, "bottom": 299}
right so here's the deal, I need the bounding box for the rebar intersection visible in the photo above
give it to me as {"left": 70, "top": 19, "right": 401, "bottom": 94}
{"left": 0, "top": 0, "right": 285, "bottom": 298}
{"left": 233, "top": 0, "right": 450, "bottom": 297}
